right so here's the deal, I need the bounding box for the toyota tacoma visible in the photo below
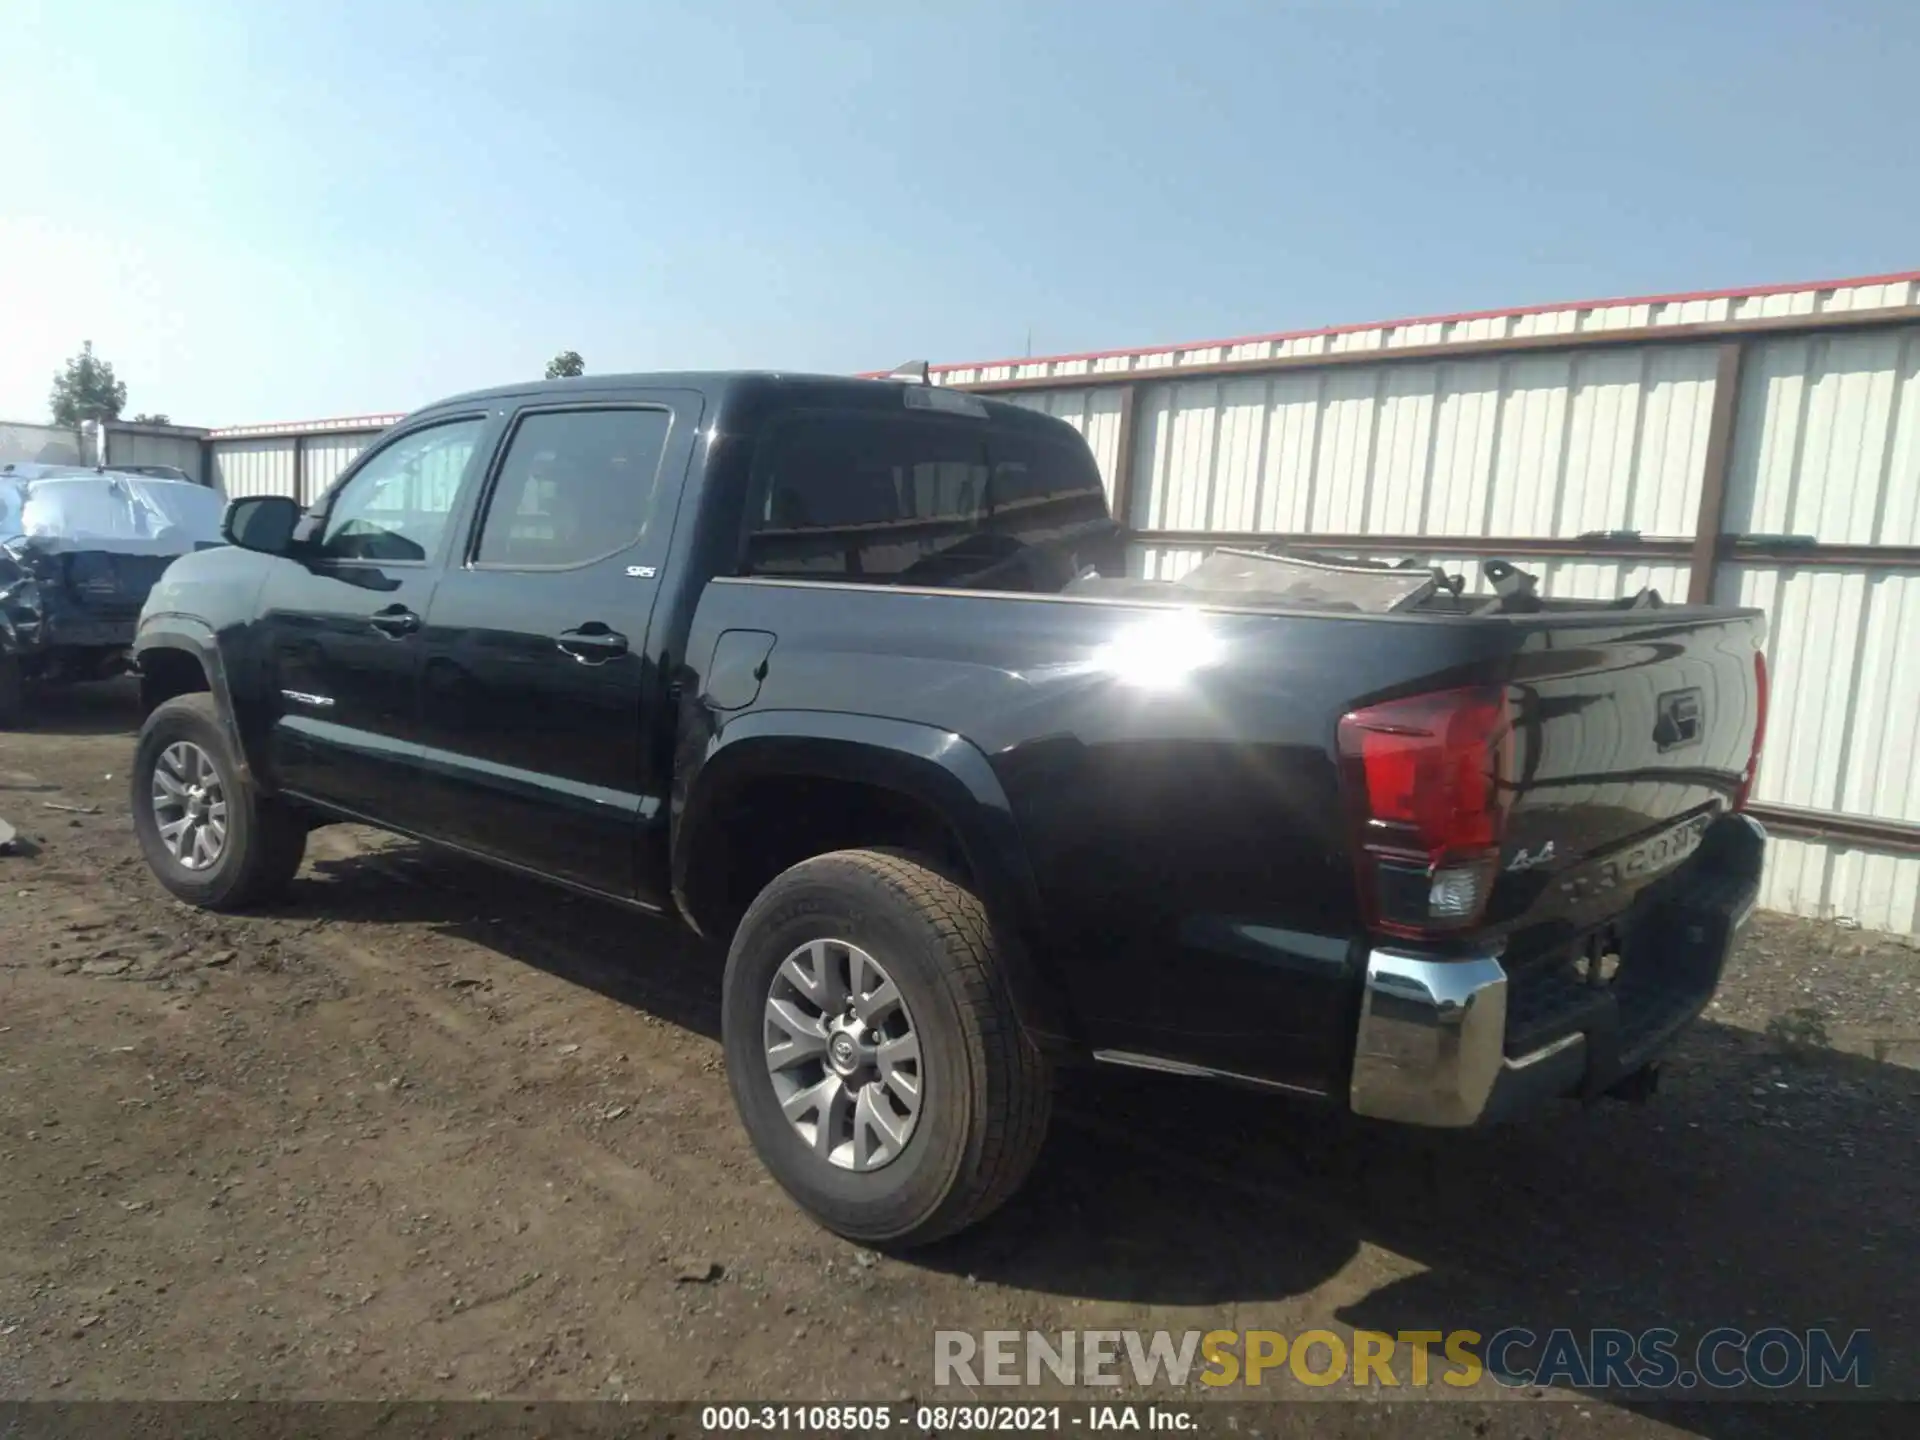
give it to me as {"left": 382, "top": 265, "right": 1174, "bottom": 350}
{"left": 129, "top": 370, "right": 1769, "bottom": 1246}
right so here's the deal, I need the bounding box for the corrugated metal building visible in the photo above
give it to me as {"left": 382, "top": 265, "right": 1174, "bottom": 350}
{"left": 931, "top": 270, "right": 1920, "bottom": 933}
{"left": 206, "top": 414, "right": 403, "bottom": 505}
{"left": 102, "top": 421, "right": 210, "bottom": 477}
{"left": 1, "top": 420, "right": 82, "bottom": 468}
{"left": 192, "top": 268, "right": 1920, "bottom": 931}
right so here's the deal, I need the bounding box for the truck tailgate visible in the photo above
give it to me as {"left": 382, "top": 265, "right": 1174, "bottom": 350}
{"left": 1487, "top": 608, "right": 1767, "bottom": 951}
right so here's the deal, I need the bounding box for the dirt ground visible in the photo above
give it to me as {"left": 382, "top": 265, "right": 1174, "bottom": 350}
{"left": 2, "top": 681, "right": 1917, "bottom": 1438}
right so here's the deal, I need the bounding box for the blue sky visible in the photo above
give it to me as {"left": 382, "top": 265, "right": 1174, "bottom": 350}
{"left": 4, "top": 0, "right": 1917, "bottom": 426}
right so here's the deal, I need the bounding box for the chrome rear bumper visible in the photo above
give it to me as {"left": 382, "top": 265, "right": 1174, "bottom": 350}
{"left": 1349, "top": 952, "right": 1509, "bottom": 1126}
{"left": 1344, "top": 817, "right": 1758, "bottom": 1136}
{"left": 1350, "top": 837, "right": 1764, "bottom": 1128}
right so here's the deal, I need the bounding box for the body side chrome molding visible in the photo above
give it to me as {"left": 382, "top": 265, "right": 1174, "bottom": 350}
{"left": 1091, "top": 1049, "right": 1326, "bottom": 1099}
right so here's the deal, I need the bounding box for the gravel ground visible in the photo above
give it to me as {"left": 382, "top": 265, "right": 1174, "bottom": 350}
{"left": 1, "top": 681, "right": 1916, "bottom": 1439}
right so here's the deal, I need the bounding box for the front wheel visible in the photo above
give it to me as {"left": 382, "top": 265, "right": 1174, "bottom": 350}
{"left": 131, "top": 693, "right": 308, "bottom": 910}
{"left": 722, "top": 849, "right": 1052, "bottom": 1248}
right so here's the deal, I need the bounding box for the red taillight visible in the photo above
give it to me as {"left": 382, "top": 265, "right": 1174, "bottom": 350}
{"left": 1338, "top": 686, "right": 1515, "bottom": 938}
{"left": 1734, "top": 649, "right": 1769, "bottom": 811}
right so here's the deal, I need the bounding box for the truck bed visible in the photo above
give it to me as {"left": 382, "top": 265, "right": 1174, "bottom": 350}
{"left": 682, "top": 573, "right": 1767, "bottom": 1096}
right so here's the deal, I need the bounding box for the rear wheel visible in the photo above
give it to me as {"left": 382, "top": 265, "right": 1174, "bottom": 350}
{"left": 131, "top": 693, "right": 308, "bottom": 910}
{"left": 722, "top": 848, "right": 1051, "bottom": 1247}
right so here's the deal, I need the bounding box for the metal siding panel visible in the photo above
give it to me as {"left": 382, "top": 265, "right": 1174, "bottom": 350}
{"left": 1165, "top": 382, "right": 1218, "bottom": 533}
{"left": 1725, "top": 338, "right": 1809, "bottom": 535}
{"left": 1134, "top": 388, "right": 1176, "bottom": 530}
{"left": 1629, "top": 346, "right": 1718, "bottom": 534}
{"left": 1257, "top": 373, "right": 1321, "bottom": 532}
{"left": 301, "top": 433, "right": 377, "bottom": 504}
{"left": 212, "top": 438, "right": 297, "bottom": 499}
{"left": 1488, "top": 357, "right": 1573, "bottom": 536}
{"left": 1558, "top": 349, "right": 1647, "bottom": 538}
{"left": 1724, "top": 325, "right": 1920, "bottom": 542}
{"left": 1211, "top": 378, "right": 1268, "bottom": 531}
{"left": 1760, "top": 837, "right": 1920, "bottom": 932}
{"left": 1720, "top": 564, "right": 1920, "bottom": 828}
{"left": 1, "top": 421, "right": 82, "bottom": 466}
{"left": 1365, "top": 367, "right": 1437, "bottom": 534}
{"left": 1123, "top": 343, "right": 1717, "bottom": 546}
{"left": 1537, "top": 560, "right": 1692, "bottom": 602}
{"left": 1311, "top": 369, "right": 1379, "bottom": 532}
{"left": 1835, "top": 568, "right": 1920, "bottom": 822}
{"left": 1425, "top": 362, "right": 1502, "bottom": 537}
{"left": 106, "top": 431, "right": 204, "bottom": 475}
{"left": 1127, "top": 545, "right": 1205, "bottom": 580}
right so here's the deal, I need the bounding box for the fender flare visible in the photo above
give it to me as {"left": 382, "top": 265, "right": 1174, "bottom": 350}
{"left": 674, "top": 709, "right": 1078, "bottom": 1049}
{"left": 132, "top": 614, "right": 258, "bottom": 789}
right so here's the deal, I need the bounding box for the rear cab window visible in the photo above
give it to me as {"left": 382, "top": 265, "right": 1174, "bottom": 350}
{"left": 742, "top": 403, "right": 1115, "bottom": 592}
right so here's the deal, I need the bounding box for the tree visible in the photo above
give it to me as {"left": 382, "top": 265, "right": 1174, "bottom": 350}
{"left": 131, "top": 412, "right": 172, "bottom": 426}
{"left": 49, "top": 341, "right": 128, "bottom": 426}
{"left": 544, "top": 350, "right": 585, "bottom": 379}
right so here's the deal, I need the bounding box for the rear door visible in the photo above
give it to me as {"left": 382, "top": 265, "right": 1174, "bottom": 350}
{"left": 259, "top": 414, "right": 496, "bottom": 825}
{"left": 412, "top": 392, "right": 699, "bottom": 901}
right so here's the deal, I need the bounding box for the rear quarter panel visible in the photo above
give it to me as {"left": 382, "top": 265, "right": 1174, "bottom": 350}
{"left": 679, "top": 578, "right": 1527, "bottom": 1094}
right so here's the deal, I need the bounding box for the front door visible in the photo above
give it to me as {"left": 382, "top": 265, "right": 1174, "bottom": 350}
{"left": 260, "top": 415, "right": 493, "bottom": 826}
{"left": 412, "top": 396, "right": 696, "bottom": 901}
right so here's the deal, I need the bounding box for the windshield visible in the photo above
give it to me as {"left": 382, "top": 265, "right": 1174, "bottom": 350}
{"left": 0, "top": 473, "right": 225, "bottom": 554}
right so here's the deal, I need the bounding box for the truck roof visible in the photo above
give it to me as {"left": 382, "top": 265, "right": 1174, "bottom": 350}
{"left": 414, "top": 371, "right": 1067, "bottom": 431}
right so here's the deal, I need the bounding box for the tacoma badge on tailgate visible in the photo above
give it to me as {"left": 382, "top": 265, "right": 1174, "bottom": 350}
{"left": 1559, "top": 812, "right": 1713, "bottom": 904}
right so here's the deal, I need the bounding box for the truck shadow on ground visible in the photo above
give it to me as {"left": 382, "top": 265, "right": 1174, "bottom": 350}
{"left": 291, "top": 843, "right": 1911, "bottom": 1430}
{"left": 296, "top": 841, "right": 724, "bottom": 1042}
{"left": 936, "top": 1038, "right": 1915, "bottom": 1428}
{"left": 5, "top": 676, "right": 143, "bottom": 737}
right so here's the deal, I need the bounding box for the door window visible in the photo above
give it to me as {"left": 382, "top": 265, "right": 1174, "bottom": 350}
{"left": 319, "top": 419, "right": 485, "bottom": 563}
{"left": 474, "top": 408, "right": 674, "bottom": 568}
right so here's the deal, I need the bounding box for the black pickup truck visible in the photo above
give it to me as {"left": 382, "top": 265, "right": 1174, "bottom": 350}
{"left": 130, "top": 371, "right": 1770, "bottom": 1246}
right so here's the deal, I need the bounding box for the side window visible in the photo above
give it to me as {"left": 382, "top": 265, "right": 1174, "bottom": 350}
{"left": 474, "top": 408, "right": 672, "bottom": 568}
{"left": 744, "top": 411, "right": 1110, "bottom": 590}
{"left": 320, "top": 419, "right": 484, "bottom": 563}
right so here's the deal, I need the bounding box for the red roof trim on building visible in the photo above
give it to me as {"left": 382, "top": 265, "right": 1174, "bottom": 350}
{"left": 207, "top": 413, "right": 405, "bottom": 439}
{"left": 861, "top": 266, "right": 1920, "bottom": 378}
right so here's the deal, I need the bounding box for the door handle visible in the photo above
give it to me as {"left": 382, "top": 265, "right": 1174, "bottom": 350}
{"left": 557, "top": 624, "right": 630, "bottom": 663}
{"left": 368, "top": 605, "right": 420, "bottom": 638}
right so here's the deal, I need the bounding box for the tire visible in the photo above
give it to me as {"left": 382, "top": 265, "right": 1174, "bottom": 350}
{"left": 130, "top": 693, "right": 308, "bottom": 910}
{"left": 0, "top": 652, "right": 24, "bottom": 729}
{"left": 722, "top": 848, "right": 1052, "bottom": 1248}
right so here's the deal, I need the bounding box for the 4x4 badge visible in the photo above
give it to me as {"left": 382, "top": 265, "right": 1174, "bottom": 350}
{"left": 1507, "top": 841, "right": 1556, "bottom": 872}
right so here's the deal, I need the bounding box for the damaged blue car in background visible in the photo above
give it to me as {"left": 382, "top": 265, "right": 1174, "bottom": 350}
{"left": 0, "top": 465, "right": 224, "bottom": 727}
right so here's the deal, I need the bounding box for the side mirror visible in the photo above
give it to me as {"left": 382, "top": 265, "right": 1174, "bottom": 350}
{"left": 221, "top": 495, "right": 303, "bottom": 555}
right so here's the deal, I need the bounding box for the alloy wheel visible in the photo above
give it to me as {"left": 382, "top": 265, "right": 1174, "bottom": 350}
{"left": 763, "top": 938, "right": 924, "bottom": 1171}
{"left": 150, "top": 741, "right": 228, "bottom": 872}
